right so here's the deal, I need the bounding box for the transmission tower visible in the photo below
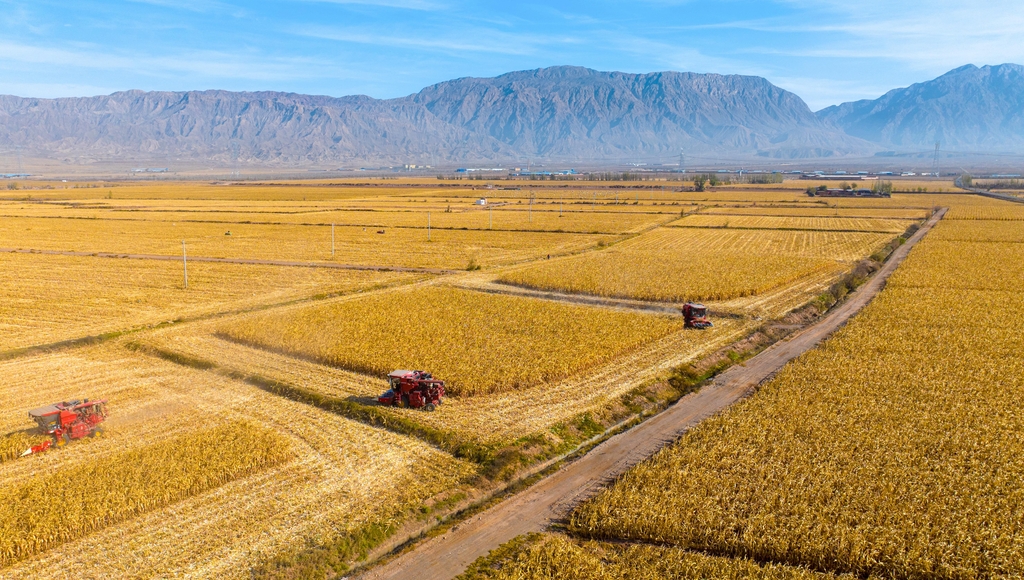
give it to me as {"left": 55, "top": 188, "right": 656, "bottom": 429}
{"left": 679, "top": 152, "right": 685, "bottom": 173}
{"left": 932, "top": 142, "right": 940, "bottom": 176}
{"left": 230, "top": 141, "right": 240, "bottom": 179}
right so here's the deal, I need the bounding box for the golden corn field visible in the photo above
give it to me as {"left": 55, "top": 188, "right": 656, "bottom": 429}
{"left": 0, "top": 421, "right": 291, "bottom": 567}
{"left": 0, "top": 342, "right": 474, "bottom": 578}
{"left": 1, "top": 179, "right": 988, "bottom": 578}
{"left": 498, "top": 245, "right": 837, "bottom": 302}
{"left": 0, "top": 432, "right": 48, "bottom": 464}
{"left": 700, "top": 206, "right": 930, "bottom": 219}
{"left": 459, "top": 533, "right": 842, "bottom": 580}
{"left": 221, "top": 286, "right": 685, "bottom": 396}
{"left": 671, "top": 214, "right": 912, "bottom": 232}
{"left": 147, "top": 311, "right": 751, "bottom": 446}
{"left": 567, "top": 202, "right": 1024, "bottom": 579}
{"left": 496, "top": 227, "right": 890, "bottom": 303}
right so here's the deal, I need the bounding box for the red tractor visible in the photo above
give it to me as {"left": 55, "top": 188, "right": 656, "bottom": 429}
{"left": 378, "top": 370, "right": 445, "bottom": 412}
{"left": 682, "top": 302, "right": 713, "bottom": 329}
{"left": 21, "top": 399, "right": 107, "bottom": 456}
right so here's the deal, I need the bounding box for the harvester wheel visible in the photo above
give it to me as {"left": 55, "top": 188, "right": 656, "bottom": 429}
{"left": 91, "top": 428, "right": 104, "bottom": 438}
{"left": 423, "top": 403, "right": 436, "bottom": 412}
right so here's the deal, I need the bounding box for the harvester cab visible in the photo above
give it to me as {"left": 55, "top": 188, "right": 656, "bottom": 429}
{"left": 682, "top": 302, "right": 713, "bottom": 329}
{"left": 22, "top": 399, "right": 107, "bottom": 456}
{"left": 378, "top": 370, "right": 445, "bottom": 412}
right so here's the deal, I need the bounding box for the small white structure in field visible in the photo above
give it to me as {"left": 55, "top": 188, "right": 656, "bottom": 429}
{"left": 475, "top": 198, "right": 487, "bottom": 206}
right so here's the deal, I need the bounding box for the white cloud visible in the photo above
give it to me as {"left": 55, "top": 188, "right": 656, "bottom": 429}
{"left": 294, "top": 0, "right": 446, "bottom": 10}
{"left": 0, "top": 41, "right": 339, "bottom": 86}
{"left": 707, "top": 0, "right": 1024, "bottom": 71}
{"left": 292, "top": 25, "right": 576, "bottom": 56}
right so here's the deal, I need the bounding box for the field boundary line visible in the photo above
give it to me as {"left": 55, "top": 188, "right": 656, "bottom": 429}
{"left": 454, "top": 279, "right": 746, "bottom": 320}
{"left": 357, "top": 207, "right": 948, "bottom": 580}
{"left": 955, "top": 176, "right": 1024, "bottom": 204}
{"left": 664, "top": 224, "right": 906, "bottom": 234}
{"left": 0, "top": 247, "right": 459, "bottom": 274}
{"left": 0, "top": 274, "right": 433, "bottom": 361}
{"left": 0, "top": 213, "right": 645, "bottom": 236}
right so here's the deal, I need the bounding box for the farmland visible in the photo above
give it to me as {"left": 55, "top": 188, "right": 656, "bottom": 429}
{"left": 0, "top": 179, "right": 950, "bottom": 578}
{"left": 0, "top": 216, "right": 615, "bottom": 270}
{"left": 670, "top": 213, "right": 912, "bottom": 233}
{"left": 459, "top": 533, "right": 841, "bottom": 580}
{"left": 496, "top": 228, "right": 891, "bottom": 303}
{"left": 221, "top": 286, "right": 686, "bottom": 396}
{"left": 556, "top": 197, "right": 1024, "bottom": 579}
{"left": 0, "top": 252, "right": 422, "bottom": 351}
{"left": 0, "top": 344, "right": 473, "bottom": 578}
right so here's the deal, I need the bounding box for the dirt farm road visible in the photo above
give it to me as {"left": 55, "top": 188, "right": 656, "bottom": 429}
{"left": 359, "top": 208, "right": 947, "bottom": 580}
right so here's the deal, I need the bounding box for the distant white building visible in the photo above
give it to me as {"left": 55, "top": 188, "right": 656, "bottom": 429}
{"left": 475, "top": 198, "right": 487, "bottom": 206}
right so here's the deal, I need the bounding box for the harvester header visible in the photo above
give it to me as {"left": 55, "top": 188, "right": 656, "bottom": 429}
{"left": 21, "top": 399, "right": 107, "bottom": 456}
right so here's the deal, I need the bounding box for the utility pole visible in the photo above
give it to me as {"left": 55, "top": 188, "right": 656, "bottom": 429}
{"left": 489, "top": 206, "right": 492, "bottom": 229}
{"left": 427, "top": 212, "right": 431, "bottom": 241}
{"left": 182, "top": 240, "right": 188, "bottom": 289}
{"left": 331, "top": 223, "right": 335, "bottom": 257}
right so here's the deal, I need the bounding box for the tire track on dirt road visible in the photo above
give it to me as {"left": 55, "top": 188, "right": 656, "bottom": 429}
{"left": 358, "top": 207, "right": 947, "bottom": 580}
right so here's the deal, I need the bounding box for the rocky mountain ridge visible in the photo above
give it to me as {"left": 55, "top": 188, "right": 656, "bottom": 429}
{"left": 0, "top": 66, "right": 869, "bottom": 165}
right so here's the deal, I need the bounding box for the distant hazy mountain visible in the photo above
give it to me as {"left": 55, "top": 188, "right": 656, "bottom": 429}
{"left": 818, "top": 64, "right": 1024, "bottom": 153}
{"left": 0, "top": 66, "right": 872, "bottom": 166}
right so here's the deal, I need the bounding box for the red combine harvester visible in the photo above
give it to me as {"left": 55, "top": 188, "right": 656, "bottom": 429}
{"left": 682, "top": 302, "right": 713, "bottom": 329}
{"left": 378, "top": 370, "right": 445, "bottom": 412}
{"left": 21, "top": 399, "right": 107, "bottom": 457}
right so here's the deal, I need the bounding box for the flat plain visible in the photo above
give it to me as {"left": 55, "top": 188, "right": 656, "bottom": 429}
{"left": 1, "top": 178, "right": 958, "bottom": 578}
{"left": 460, "top": 192, "right": 1024, "bottom": 580}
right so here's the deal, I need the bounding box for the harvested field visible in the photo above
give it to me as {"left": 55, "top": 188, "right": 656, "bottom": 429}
{"left": 0, "top": 202, "right": 670, "bottom": 235}
{"left": 0, "top": 343, "right": 474, "bottom": 578}
{"left": 220, "top": 286, "right": 686, "bottom": 397}
{"left": 148, "top": 314, "right": 751, "bottom": 446}
{"left": 0, "top": 252, "right": 420, "bottom": 351}
{"left": 0, "top": 180, "right": 973, "bottom": 579}
{"left": 570, "top": 207, "right": 1024, "bottom": 580}
{"left": 0, "top": 217, "right": 614, "bottom": 269}
{"left": 0, "top": 421, "right": 291, "bottom": 567}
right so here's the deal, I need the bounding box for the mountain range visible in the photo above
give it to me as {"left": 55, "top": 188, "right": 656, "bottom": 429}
{"left": 817, "top": 64, "right": 1024, "bottom": 153}
{"left": 0, "top": 64, "right": 1021, "bottom": 166}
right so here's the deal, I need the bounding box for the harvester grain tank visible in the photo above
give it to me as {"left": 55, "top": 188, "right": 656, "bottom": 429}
{"left": 21, "top": 399, "right": 107, "bottom": 456}
{"left": 377, "top": 370, "right": 445, "bottom": 411}
{"left": 682, "top": 302, "right": 713, "bottom": 329}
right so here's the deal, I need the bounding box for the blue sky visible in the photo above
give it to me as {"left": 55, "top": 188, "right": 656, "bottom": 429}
{"left": 1, "top": 0, "right": 1021, "bottom": 110}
